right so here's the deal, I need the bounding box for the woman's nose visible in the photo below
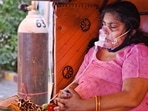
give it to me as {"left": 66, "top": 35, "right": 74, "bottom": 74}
{"left": 101, "top": 26, "right": 109, "bottom": 34}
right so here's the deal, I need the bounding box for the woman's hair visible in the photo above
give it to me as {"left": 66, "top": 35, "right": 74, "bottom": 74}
{"left": 100, "top": 1, "right": 148, "bottom": 46}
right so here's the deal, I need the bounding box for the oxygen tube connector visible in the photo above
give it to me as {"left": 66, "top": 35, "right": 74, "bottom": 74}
{"left": 18, "top": 1, "right": 38, "bottom": 12}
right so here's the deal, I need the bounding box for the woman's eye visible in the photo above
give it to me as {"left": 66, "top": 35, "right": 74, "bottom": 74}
{"left": 110, "top": 25, "right": 117, "bottom": 30}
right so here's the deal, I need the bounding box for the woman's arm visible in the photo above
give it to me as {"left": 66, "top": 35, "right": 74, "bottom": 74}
{"left": 55, "top": 78, "right": 148, "bottom": 111}
{"left": 100, "top": 78, "right": 148, "bottom": 110}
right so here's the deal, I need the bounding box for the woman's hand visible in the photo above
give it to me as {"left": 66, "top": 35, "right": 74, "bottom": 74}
{"left": 54, "top": 88, "right": 86, "bottom": 111}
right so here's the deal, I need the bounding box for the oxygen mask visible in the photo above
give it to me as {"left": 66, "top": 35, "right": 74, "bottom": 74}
{"left": 95, "top": 27, "right": 130, "bottom": 50}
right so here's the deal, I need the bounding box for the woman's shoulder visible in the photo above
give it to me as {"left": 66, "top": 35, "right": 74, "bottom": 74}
{"left": 83, "top": 46, "right": 96, "bottom": 59}
{"left": 125, "top": 43, "right": 148, "bottom": 56}
{"left": 128, "top": 43, "right": 148, "bottom": 50}
{"left": 87, "top": 46, "right": 96, "bottom": 53}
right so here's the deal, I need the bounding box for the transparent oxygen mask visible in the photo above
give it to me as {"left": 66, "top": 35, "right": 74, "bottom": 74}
{"left": 95, "top": 28, "right": 108, "bottom": 48}
{"left": 95, "top": 27, "right": 131, "bottom": 49}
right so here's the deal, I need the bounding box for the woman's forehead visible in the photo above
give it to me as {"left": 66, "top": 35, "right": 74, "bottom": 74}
{"left": 103, "top": 12, "right": 122, "bottom": 24}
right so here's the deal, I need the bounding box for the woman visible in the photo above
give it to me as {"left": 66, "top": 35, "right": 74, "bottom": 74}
{"left": 54, "top": 1, "right": 148, "bottom": 111}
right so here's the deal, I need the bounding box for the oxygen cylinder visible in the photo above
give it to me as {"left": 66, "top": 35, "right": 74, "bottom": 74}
{"left": 17, "top": 9, "right": 49, "bottom": 105}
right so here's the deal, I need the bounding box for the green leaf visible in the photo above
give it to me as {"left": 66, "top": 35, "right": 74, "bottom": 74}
{"left": 0, "top": 0, "right": 27, "bottom": 71}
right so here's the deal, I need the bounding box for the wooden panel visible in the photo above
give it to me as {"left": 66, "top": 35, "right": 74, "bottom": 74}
{"left": 126, "top": 0, "right": 148, "bottom": 12}
{"left": 52, "top": 0, "right": 148, "bottom": 95}
{"left": 54, "top": 3, "right": 100, "bottom": 93}
{"left": 69, "top": 0, "right": 117, "bottom": 7}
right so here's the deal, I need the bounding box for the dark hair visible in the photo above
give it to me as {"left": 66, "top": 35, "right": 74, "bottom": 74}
{"left": 100, "top": 1, "right": 148, "bottom": 46}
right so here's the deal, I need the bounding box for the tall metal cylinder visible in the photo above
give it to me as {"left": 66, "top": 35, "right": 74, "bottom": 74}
{"left": 17, "top": 10, "right": 48, "bottom": 105}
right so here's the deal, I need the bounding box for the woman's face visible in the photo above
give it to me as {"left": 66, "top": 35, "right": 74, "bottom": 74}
{"left": 100, "top": 12, "right": 128, "bottom": 49}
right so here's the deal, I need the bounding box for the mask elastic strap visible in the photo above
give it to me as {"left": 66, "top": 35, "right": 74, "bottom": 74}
{"left": 108, "top": 29, "right": 131, "bottom": 52}
{"left": 108, "top": 35, "right": 130, "bottom": 52}
{"left": 112, "top": 29, "right": 131, "bottom": 44}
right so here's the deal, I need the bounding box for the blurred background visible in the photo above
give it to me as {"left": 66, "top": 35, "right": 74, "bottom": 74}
{"left": 0, "top": 0, "right": 54, "bottom": 101}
